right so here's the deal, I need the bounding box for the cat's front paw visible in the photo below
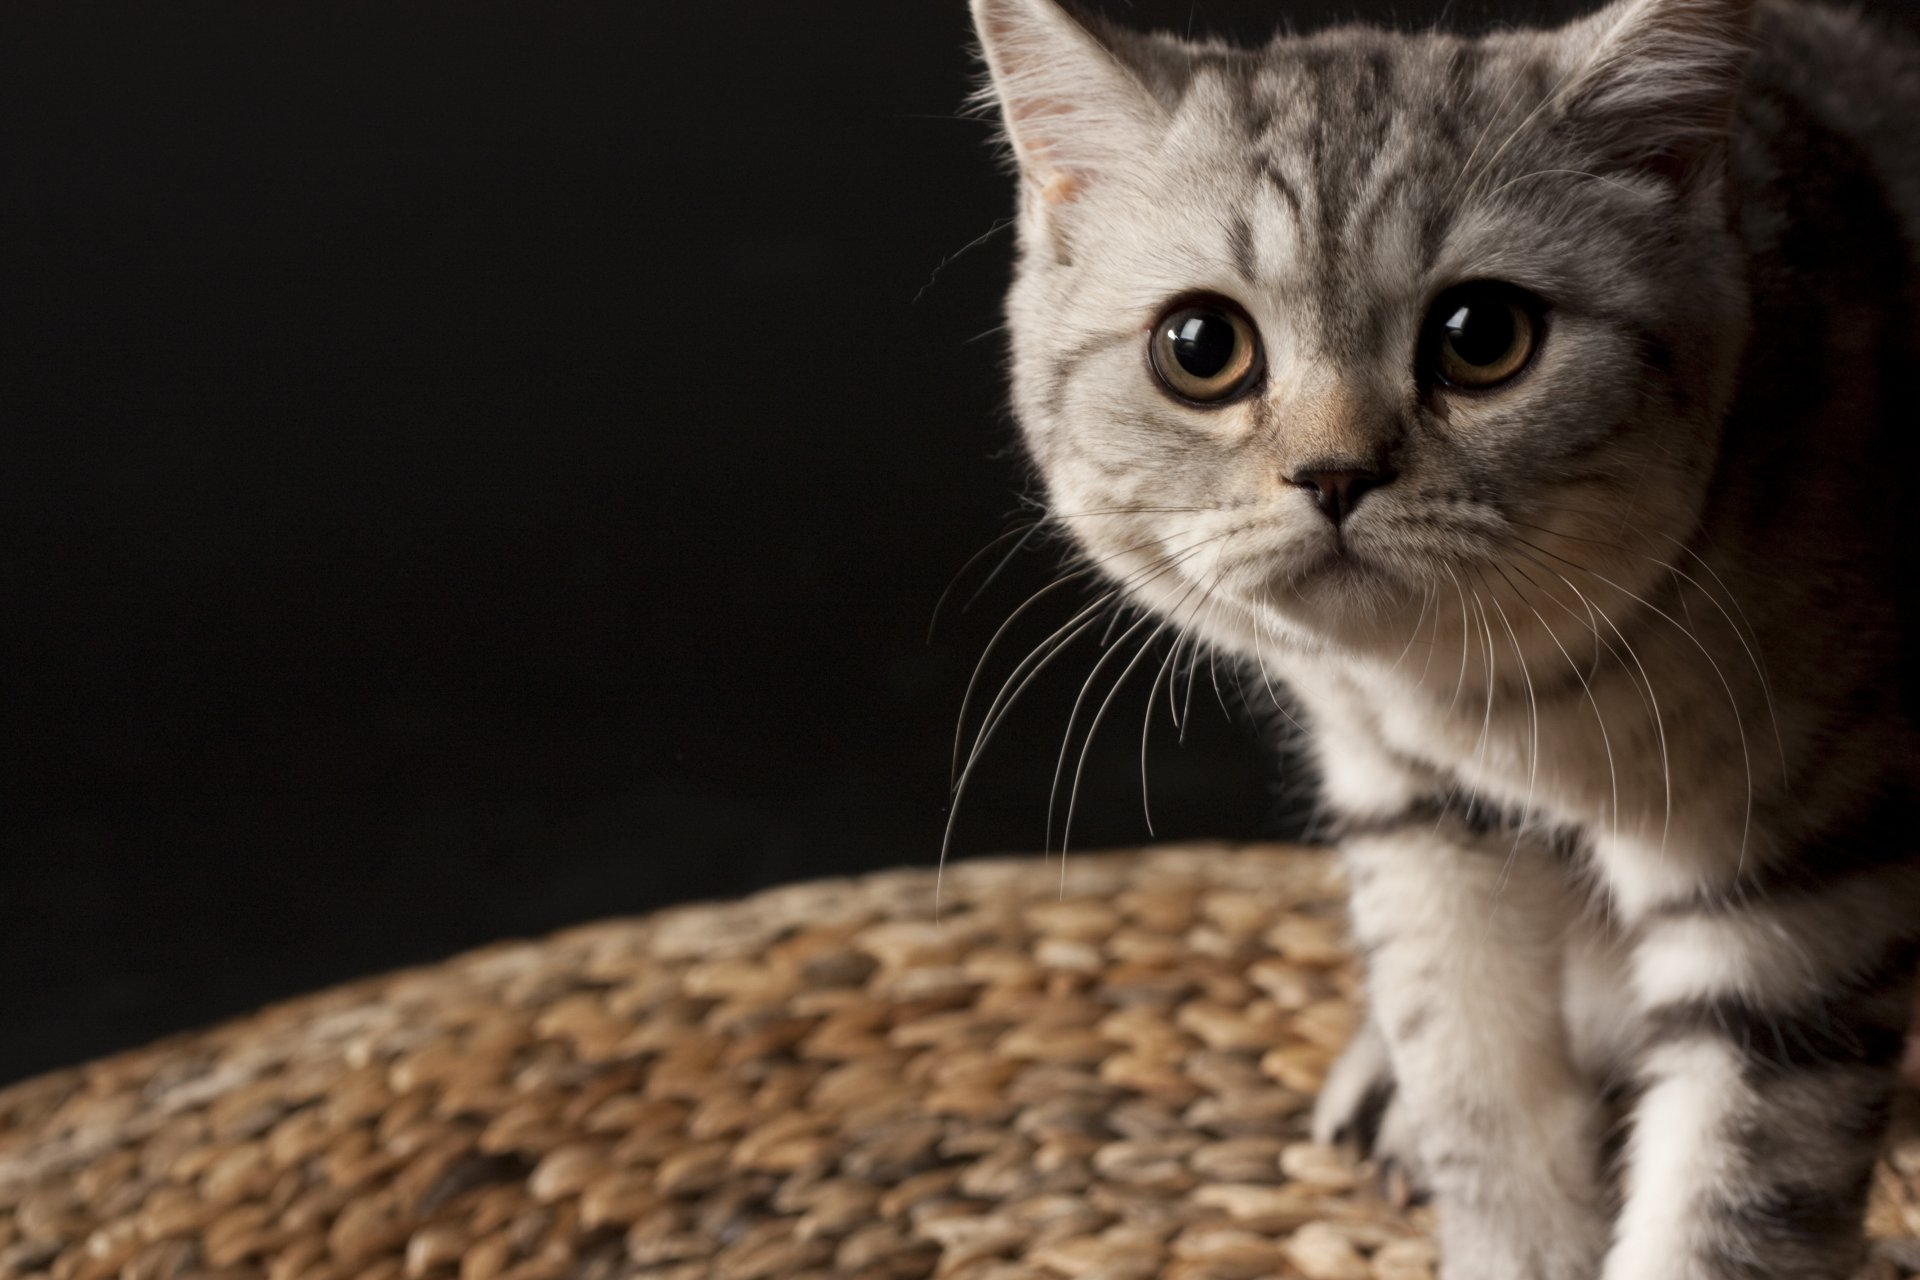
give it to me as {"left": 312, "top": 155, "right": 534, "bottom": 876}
{"left": 1311, "top": 1018, "right": 1427, "bottom": 1199}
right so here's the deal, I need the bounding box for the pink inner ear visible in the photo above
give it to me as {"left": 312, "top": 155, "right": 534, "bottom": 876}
{"left": 1039, "top": 172, "right": 1083, "bottom": 205}
{"left": 1011, "top": 97, "right": 1071, "bottom": 162}
{"left": 1000, "top": 90, "right": 1093, "bottom": 201}
{"left": 976, "top": 0, "right": 1129, "bottom": 199}
{"left": 1008, "top": 93, "right": 1075, "bottom": 137}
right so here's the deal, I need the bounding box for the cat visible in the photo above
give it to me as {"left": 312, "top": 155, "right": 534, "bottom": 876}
{"left": 966, "top": 0, "right": 1920, "bottom": 1275}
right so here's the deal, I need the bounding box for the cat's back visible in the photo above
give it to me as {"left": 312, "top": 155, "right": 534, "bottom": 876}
{"left": 1747, "top": 1, "right": 1920, "bottom": 247}
{"left": 1725, "top": 2, "right": 1920, "bottom": 737}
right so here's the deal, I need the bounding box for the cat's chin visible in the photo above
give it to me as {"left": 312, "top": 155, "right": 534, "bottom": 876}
{"left": 1247, "top": 547, "right": 1418, "bottom": 640}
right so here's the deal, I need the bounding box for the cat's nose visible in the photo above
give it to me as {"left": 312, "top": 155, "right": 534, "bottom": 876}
{"left": 1288, "top": 465, "right": 1389, "bottom": 526}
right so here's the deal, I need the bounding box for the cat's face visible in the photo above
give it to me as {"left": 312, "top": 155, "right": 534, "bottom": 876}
{"left": 976, "top": 0, "right": 1753, "bottom": 667}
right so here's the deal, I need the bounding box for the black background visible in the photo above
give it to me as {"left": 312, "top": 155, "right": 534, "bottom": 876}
{"left": 4, "top": 0, "right": 1909, "bottom": 1085}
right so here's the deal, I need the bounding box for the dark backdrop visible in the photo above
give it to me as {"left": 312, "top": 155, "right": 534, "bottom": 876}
{"left": 4, "top": 0, "right": 1908, "bottom": 1084}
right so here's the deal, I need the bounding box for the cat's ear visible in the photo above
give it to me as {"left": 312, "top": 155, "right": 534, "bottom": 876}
{"left": 970, "top": 0, "right": 1166, "bottom": 207}
{"left": 1556, "top": 0, "right": 1754, "bottom": 187}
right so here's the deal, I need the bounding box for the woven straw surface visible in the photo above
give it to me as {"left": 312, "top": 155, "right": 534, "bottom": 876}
{"left": 6, "top": 843, "right": 1920, "bottom": 1280}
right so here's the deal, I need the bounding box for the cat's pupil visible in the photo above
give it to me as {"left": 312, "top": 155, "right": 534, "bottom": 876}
{"left": 1444, "top": 301, "right": 1515, "bottom": 367}
{"left": 1169, "top": 311, "right": 1236, "bottom": 378}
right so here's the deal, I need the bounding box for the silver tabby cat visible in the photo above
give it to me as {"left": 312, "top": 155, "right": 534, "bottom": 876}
{"left": 969, "top": 0, "right": 1920, "bottom": 1275}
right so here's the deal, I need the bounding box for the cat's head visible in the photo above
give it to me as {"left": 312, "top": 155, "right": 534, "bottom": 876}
{"left": 971, "top": 0, "right": 1754, "bottom": 666}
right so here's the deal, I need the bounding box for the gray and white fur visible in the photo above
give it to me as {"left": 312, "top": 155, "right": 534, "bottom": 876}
{"left": 967, "top": 0, "right": 1920, "bottom": 1274}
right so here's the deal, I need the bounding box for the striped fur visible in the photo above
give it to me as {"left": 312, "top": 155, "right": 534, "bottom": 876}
{"left": 969, "top": 0, "right": 1920, "bottom": 1274}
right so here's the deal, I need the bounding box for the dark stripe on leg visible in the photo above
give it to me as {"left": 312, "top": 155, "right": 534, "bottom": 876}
{"left": 1643, "top": 934, "right": 1920, "bottom": 1078}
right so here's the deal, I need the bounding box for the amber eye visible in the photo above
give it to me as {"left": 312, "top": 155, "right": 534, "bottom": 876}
{"left": 1148, "top": 298, "right": 1262, "bottom": 405}
{"left": 1424, "top": 283, "right": 1541, "bottom": 390}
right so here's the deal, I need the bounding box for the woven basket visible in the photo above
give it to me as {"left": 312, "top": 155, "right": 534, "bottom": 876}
{"left": 5, "top": 843, "right": 1920, "bottom": 1280}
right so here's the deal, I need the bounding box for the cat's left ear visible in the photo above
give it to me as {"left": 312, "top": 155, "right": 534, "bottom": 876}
{"left": 1556, "top": 0, "right": 1755, "bottom": 188}
{"left": 970, "top": 0, "right": 1167, "bottom": 208}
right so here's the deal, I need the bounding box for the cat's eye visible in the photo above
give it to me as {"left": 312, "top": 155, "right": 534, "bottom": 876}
{"left": 1149, "top": 298, "right": 1263, "bottom": 405}
{"left": 1424, "top": 283, "right": 1541, "bottom": 391}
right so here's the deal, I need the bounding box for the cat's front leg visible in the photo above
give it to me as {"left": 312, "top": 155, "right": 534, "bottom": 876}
{"left": 1602, "top": 851, "right": 1920, "bottom": 1280}
{"left": 1339, "top": 818, "right": 1611, "bottom": 1280}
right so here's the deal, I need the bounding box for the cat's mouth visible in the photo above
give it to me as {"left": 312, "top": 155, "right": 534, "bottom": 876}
{"left": 1261, "top": 539, "right": 1392, "bottom": 601}
{"left": 1199, "top": 519, "right": 1415, "bottom": 629}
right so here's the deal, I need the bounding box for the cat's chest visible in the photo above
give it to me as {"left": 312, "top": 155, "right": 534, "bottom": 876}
{"left": 1293, "top": 653, "right": 1632, "bottom": 833}
{"left": 1371, "top": 682, "right": 1551, "bottom": 796}
{"left": 1288, "top": 645, "right": 1772, "bottom": 917}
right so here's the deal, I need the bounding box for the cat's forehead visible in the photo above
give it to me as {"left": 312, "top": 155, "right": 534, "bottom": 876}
{"left": 1194, "top": 28, "right": 1556, "bottom": 155}
{"left": 1072, "top": 29, "right": 1600, "bottom": 355}
{"left": 1170, "top": 30, "right": 1566, "bottom": 233}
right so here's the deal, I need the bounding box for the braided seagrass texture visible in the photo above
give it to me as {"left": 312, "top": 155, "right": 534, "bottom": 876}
{"left": 6, "top": 844, "right": 1920, "bottom": 1280}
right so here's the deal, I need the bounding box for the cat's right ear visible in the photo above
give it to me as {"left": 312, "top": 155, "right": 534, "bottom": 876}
{"left": 969, "top": 0, "right": 1164, "bottom": 210}
{"left": 1555, "top": 0, "right": 1755, "bottom": 190}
